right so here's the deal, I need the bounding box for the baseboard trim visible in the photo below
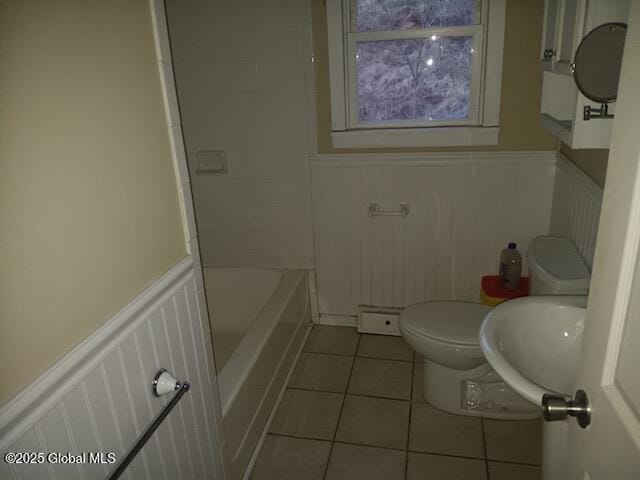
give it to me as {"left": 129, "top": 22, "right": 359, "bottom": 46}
{"left": 0, "top": 256, "right": 194, "bottom": 450}
{"left": 317, "top": 314, "right": 358, "bottom": 327}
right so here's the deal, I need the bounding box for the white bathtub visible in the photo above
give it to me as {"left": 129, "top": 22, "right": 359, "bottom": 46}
{"left": 203, "top": 267, "right": 310, "bottom": 478}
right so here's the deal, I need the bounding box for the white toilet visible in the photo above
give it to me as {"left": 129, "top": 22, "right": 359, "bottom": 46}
{"left": 399, "top": 236, "right": 591, "bottom": 419}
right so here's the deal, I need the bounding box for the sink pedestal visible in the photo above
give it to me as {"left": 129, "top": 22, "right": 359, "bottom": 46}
{"left": 542, "top": 420, "right": 569, "bottom": 480}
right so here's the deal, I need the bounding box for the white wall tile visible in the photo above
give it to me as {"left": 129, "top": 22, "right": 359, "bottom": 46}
{"left": 194, "top": 205, "right": 313, "bottom": 232}
{"left": 166, "top": 0, "right": 313, "bottom": 270}
{"left": 192, "top": 178, "right": 312, "bottom": 208}
{"left": 199, "top": 229, "right": 315, "bottom": 266}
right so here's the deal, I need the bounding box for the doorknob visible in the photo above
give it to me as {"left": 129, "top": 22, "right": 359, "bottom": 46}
{"left": 541, "top": 389, "right": 591, "bottom": 428}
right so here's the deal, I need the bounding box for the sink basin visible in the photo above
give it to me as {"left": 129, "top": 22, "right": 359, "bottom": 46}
{"left": 479, "top": 295, "right": 587, "bottom": 405}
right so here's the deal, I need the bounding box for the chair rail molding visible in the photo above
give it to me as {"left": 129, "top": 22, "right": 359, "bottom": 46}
{"left": 0, "top": 257, "right": 225, "bottom": 480}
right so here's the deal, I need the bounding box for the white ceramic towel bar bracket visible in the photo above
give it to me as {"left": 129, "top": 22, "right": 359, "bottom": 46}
{"left": 368, "top": 202, "right": 410, "bottom": 217}
{"left": 107, "top": 369, "right": 190, "bottom": 480}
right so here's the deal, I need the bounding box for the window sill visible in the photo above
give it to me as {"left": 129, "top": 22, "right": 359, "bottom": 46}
{"left": 331, "top": 126, "right": 500, "bottom": 149}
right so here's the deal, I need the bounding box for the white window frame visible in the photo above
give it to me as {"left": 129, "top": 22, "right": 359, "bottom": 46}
{"left": 327, "top": 0, "right": 506, "bottom": 148}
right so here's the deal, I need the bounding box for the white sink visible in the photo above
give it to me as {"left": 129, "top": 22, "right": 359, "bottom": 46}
{"left": 479, "top": 295, "right": 588, "bottom": 405}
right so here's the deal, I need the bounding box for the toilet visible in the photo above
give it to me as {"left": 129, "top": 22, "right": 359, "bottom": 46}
{"left": 399, "top": 236, "right": 591, "bottom": 419}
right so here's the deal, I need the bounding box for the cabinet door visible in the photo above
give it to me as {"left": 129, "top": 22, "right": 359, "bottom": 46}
{"left": 555, "top": 0, "right": 586, "bottom": 75}
{"left": 541, "top": 0, "right": 560, "bottom": 71}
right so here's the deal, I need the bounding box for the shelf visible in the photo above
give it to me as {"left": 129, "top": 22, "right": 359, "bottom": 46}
{"left": 541, "top": 114, "right": 573, "bottom": 145}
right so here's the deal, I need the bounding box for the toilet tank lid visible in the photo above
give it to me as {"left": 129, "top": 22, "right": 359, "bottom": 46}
{"left": 399, "top": 301, "right": 492, "bottom": 346}
{"left": 528, "top": 236, "right": 590, "bottom": 287}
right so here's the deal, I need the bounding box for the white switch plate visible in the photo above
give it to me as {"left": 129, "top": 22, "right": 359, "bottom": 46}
{"left": 196, "top": 150, "right": 228, "bottom": 175}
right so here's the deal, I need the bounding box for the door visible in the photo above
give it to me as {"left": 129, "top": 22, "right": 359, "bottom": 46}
{"left": 541, "top": 0, "right": 560, "bottom": 71}
{"left": 562, "top": 3, "right": 640, "bottom": 479}
{"left": 554, "top": 0, "right": 583, "bottom": 75}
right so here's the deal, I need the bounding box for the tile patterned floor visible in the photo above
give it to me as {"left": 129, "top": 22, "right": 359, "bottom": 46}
{"left": 251, "top": 325, "right": 542, "bottom": 480}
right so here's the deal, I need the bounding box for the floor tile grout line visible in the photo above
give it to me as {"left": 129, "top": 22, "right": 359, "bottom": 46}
{"left": 299, "top": 350, "right": 359, "bottom": 360}
{"left": 355, "top": 354, "right": 415, "bottom": 363}
{"left": 345, "top": 391, "right": 411, "bottom": 403}
{"left": 302, "top": 348, "right": 415, "bottom": 363}
{"left": 262, "top": 327, "right": 542, "bottom": 477}
{"left": 286, "top": 385, "right": 348, "bottom": 395}
{"left": 267, "top": 432, "right": 531, "bottom": 464}
{"left": 481, "top": 418, "right": 490, "bottom": 479}
{"left": 404, "top": 360, "right": 416, "bottom": 479}
{"left": 286, "top": 384, "right": 413, "bottom": 403}
{"left": 321, "top": 332, "right": 361, "bottom": 480}
{"left": 484, "top": 458, "right": 543, "bottom": 467}
{"left": 265, "top": 431, "right": 334, "bottom": 444}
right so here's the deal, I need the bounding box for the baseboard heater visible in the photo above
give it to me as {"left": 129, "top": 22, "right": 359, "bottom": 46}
{"left": 357, "top": 305, "right": 404, "bottom": 336}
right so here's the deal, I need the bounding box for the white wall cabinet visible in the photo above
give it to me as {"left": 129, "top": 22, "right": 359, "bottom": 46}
{"left": 539, "top": 0, "right": 630, "bottom": 148}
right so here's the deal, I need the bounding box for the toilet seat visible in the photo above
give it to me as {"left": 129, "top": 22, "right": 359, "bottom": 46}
{"left": 400, "top": 301, "right": 492, "bottom": 346}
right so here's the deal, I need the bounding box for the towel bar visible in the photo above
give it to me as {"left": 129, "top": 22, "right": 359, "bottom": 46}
{"left": 107, "top": 369, "right": 190, "bottom": 480}
{"left": 368, "top": 202, "right": 410, "bottom": 217}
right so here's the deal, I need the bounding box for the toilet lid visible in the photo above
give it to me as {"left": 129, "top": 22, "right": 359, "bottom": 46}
{"left": 399, "top": 301, "right": 492, "bottom": 346}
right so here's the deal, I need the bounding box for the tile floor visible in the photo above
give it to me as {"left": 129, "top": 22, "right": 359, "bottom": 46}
{"left": 251, "top": 325, "right": 542, "bottom": 480}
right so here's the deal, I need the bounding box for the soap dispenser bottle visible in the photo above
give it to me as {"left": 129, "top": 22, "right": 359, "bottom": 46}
{"left": 499, "top": 242, "right": 522, "bottom": 291}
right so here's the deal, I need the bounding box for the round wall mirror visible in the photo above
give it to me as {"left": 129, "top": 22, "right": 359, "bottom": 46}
{"left": 573, "top": 22, "right": 627, "bottom": 104}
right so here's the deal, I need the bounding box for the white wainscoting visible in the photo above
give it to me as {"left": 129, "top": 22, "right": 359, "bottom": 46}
{"left": 550, "top": 154, "right": 604, "bottom": 269}
{"left": 311, "top": 152, "right": 557, "bottom": 316}
{"left": 0, "top": 258, "right": 224, "bottom": 480}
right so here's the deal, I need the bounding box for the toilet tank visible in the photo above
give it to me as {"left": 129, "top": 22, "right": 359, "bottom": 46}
{"left": 527, "top": 236, "right": 591, "bottom": 295}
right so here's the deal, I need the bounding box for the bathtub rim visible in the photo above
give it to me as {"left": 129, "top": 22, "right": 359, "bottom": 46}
{"left": 218, "top": 269, "right": 307, "bottom": 416}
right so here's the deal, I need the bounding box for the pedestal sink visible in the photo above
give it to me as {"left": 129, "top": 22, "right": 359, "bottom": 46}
{"left": 479, "top": 295, "right": 588, "bottom": 480}
{"left": 479, "top": 295, "right": 587, "bottom": 405}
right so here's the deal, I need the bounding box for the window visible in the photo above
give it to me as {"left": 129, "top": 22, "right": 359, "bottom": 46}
{"left": 327, "top": 0, "right": 506, "bottom": 148}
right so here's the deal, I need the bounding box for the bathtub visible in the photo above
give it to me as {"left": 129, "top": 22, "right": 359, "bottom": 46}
{"left": 203, "top": 267, "right": 311, "bottom": 478}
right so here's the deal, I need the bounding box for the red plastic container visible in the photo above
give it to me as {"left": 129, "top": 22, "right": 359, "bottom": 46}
{"left": 481, "top": 275, "right": 529, "bottom": 306}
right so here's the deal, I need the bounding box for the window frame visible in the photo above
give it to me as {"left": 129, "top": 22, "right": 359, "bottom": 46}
{"left": 327, "top": 0, "right": 506, "bottom": 148}
{"left": 347, "top": 26, "right": 484, "bottom": 129}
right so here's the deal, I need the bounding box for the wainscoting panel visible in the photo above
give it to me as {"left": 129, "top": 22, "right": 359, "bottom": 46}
{"left": 0, "top": 259, "right": 223, "bottom": 480}
{"left": 550, "top": 155, "right": 603, "bottom": 269}
{"left": 311, "top": 152, "right": 557, "bottom": 316}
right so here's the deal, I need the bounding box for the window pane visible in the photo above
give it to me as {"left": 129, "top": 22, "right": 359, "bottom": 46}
{"left": 357, "top": 0, "right": 477, "bottom": 32}
{"left": 356, "top": 36, "right": 473, "bottom": 122}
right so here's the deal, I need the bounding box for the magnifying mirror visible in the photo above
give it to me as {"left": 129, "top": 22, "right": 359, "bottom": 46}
{"left": 572, "top": 22, "right": 627, "bottom": 120}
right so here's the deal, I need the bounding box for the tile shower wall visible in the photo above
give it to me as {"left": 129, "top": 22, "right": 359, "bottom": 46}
{"left": 165, "top": 0, "right": 315, "bottom": 269}
{"left": 311, "top": 153, "right": 557, "bottom": 316}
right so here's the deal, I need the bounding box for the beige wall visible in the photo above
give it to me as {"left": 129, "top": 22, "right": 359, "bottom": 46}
{"left": 0, "top": 1, "right": 186, "bottom": 405}
{"left": 560, "top": 144, "right": 609, "bottom": 188}
{"left": 312, "top": 0, "right": 558, "bottom": 153}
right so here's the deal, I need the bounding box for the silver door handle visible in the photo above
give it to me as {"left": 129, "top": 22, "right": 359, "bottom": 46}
{"left": 542, "top": 389, "right": 591, "bottom": 428}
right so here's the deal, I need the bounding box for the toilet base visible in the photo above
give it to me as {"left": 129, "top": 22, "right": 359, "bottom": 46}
{"left": 423, "top": 359, "right": 539, "bottom": 420}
